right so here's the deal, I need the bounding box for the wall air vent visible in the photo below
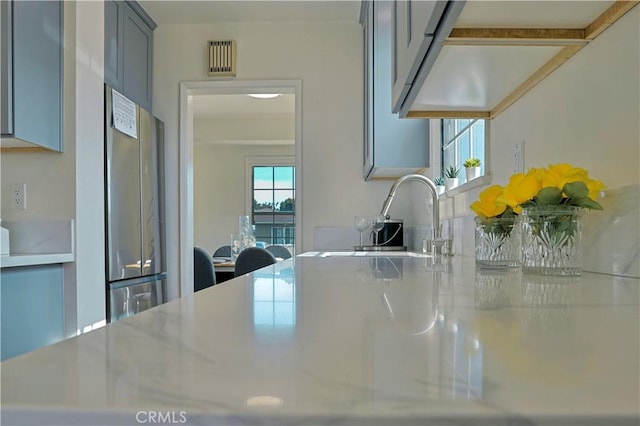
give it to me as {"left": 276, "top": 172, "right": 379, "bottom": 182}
{"left": 208, "top": 40, "right": 237, "bottom": 77}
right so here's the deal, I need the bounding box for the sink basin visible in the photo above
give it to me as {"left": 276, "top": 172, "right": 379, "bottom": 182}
{"left": 299, "top": 251, "right": 433, "bottom": 258}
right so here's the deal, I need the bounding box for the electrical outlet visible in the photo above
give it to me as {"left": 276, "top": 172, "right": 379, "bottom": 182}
{"left": 10, "top": 183, "right": 27, "bottom": 210}
{"left": 513, "top": 141, "right": 525, "bottom": 174}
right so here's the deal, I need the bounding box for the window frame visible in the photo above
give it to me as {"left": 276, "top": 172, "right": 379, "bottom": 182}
{"left": 439, "top": 118, "right": 491, "bottom": 193}
{"left": 245, "top": 156, "right": 296, "bottom": 248}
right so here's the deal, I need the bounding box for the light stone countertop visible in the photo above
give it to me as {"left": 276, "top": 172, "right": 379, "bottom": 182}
{"left": 0, "top": 253, "right": 75, "bottom": 268}
{"left": 1, "top": 253, "right": 638, "bottom": 426}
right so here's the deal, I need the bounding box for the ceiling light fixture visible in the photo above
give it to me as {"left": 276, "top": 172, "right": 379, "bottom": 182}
{"left": 247, "top": 93, "right": 282, "bottom": 99}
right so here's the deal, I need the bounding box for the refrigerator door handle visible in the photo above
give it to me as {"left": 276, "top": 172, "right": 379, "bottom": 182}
{"left": 108, "top": 272, "right": 167, "bottom": 290}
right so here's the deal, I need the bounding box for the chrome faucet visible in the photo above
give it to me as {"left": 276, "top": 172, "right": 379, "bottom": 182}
{"left": 380, "top": 173, "right": 442, "bottom": 244}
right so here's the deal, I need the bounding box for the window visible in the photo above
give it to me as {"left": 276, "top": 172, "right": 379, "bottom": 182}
{"left": 252, "top": 165, "right": 295, "bottom": 248}
{"left": 442, "top": 119, "right": 486, "bottom": 182}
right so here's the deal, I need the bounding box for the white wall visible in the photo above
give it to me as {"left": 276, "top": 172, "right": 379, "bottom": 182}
{"left": 439, "top": 6, "right": 640, "bottom": 259}
{"left": 72, "top": 1, "right": 106, "bottom": 331}
{"left": 0, "top": 149, "right": 75, "bottom": 221}
{"left": 153, "top": 21, "right": 408, "bottom": 297}
{"left": 194, "top": 143, "right": 294, "bottom": 255}
{"left": 491, "top": 6, "right": 639, "bottom": 190}
{"left": 195, "top": 116, "right": 295, "bottom": 144}
{"left": 505, "top": 7, "right": 633, "bottom": 197}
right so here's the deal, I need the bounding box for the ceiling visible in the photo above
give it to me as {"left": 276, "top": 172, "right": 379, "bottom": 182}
{"left": 139, "top": 1, "right": 362, "bottom": 25}
{"left": 141, "top": 1, "right": 360, "bottom": 144}
{"left": 192, "top": 94, "right": 295, "bottom": 119}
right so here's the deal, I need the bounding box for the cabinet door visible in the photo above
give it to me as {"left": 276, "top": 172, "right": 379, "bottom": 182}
{"left": 12, "top": 0, "right": 62, "bottom": 151}
{"left": 1, "top": 265, "right": 64, "bottom": 361}
{"left": 365, "top": 1, "right": 430, "bottom": 180}
{"left": 122, "top": 2, "right": 153, "bottom": 111}
{"left": 104, "top": 0, "right": 123, "bottom": 91}
{"left": 363, "top": 1, "right": 374, "bottom": 178}
{"left": 2, "top": 1, "right": 62, "bottom": 151}
{"left": 1, "top": 1, "right": 12, "bottom": 136}
{"left": 391, "top": 0, "right": 446, "bottom": 113}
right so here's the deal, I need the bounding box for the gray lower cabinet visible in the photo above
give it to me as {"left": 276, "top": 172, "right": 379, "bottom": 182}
{"left": 1, "top": 264, "right": 64, "bottom": 361}
{"left": 1, "top": 0, "right": 63, "bottom": 151}
{"left": 362, "top": 1, "right": 430, "bottom": 180}
{"left": 105, "top": 0, "right": 155, "bottom": 112}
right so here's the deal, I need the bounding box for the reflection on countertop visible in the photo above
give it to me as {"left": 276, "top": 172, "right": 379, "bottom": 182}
{"left": 1, "top": 255, "right": 638, "bottom": 426}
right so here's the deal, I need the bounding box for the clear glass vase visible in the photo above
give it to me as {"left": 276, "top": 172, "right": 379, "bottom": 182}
{"left": 238, "top": 215, "right": 256, "bottom": 250}
{"left": 520, "top": 207, "right": 584, "bottom": 276}
{"left": 474, "top": 216, "right": 520, "bottom": 269}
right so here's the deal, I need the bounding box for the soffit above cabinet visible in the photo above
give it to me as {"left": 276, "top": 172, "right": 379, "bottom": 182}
{"left": 404, "top": 1, "right": 638, "bottom": 119}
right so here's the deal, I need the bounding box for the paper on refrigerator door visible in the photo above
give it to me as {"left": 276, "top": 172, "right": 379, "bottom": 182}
{"left": 111, "top": 88, "right": 138, "bottom": 139}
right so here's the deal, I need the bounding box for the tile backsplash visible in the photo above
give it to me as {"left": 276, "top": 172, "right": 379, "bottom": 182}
{"left": 313, "top": 225, "right": 424, "bottom": 252}
{"left": 314, "top": 185, "right": 639, "bottom": 279}
{"left": 444, "top": 185, "right": 639, "bottom": 278}
{"left": 1, "top": 219, "right": 74, "bottom": 255}
{"left": 582, "top": 185, "right": 638, "bottom": 277}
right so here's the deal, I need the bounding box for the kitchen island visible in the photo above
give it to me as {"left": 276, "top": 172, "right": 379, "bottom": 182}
{"left": 1, "top": 253, "right": 638, "bottom": 425}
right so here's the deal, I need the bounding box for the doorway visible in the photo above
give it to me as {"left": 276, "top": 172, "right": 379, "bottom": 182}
{"left": 179, "top": 80, "right": 303, "bottom": 297}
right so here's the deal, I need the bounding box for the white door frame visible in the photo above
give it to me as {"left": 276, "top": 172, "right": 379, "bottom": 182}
{"left": 178, "top": 80, "right": 303, "bottom": 297}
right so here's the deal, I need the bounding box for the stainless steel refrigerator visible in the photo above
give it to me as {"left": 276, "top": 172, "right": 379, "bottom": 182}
{"left": 104, "top": 84, "right": 166, "bottom": 322}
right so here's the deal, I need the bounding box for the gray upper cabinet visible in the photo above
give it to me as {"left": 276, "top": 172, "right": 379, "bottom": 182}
{"left": 391, "top": 0, "right": 465, "bottom": 116}
{"left": 104, "top": 0, "right": 123, "bottom": 91}
{"left": 391, "top": 0, "right": 447, "bottom": 113}
{"left": 105, "top": 1, "right": 155, "bottom": 111}
{"left": 362, "top": 1, "right": 430, "bottom": 181}
{"left": 396, "top": 2, "right": 628, "bottom": 119}
{"left": 1, "top": 0, "right": 63, "bottom": 151}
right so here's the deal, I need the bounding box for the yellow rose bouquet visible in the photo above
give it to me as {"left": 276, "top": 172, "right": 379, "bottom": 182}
{"left": 498, "top": 163, "right": 604, "bottom": 214}
{"left": 470, "top": 184, "right": 517, "bottom": 244}
{"left": 471, "top": 163, "right": 603, "bottom": 218}
{"left": 470, "top": 164, "right": 604, "bottom": 218}
{"left": 470, "top": 163, "right": 605, "bottom": 274}
{"left": 470, "top": 185, "right": 519, "bottom": 267}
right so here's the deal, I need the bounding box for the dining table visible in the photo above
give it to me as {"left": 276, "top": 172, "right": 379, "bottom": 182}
{"left": 213, "top": 256, "right": 285, "bottom": 272}
{"left": 212, "top": 257, "right": 235, "bottom": 283}
{"left": 212, "top": 257, "right": 235, "bottom": 273}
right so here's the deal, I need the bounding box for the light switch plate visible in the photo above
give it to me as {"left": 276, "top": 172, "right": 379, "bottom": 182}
{"left": 10, "top": 183, "right": 26, "bottom": 210}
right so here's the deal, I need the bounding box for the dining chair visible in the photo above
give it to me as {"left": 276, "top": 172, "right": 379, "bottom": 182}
{"left": 213, "top": 245, "right": 232, "bottom": 258}
{"left": 234, "top": 247, "right": 277, "bottom": 277}
{"left": 265, "top": 244, "right": 292, "bottom": 259}
{"left": 194, "top": 247, "right": 216, "bottom": 292}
